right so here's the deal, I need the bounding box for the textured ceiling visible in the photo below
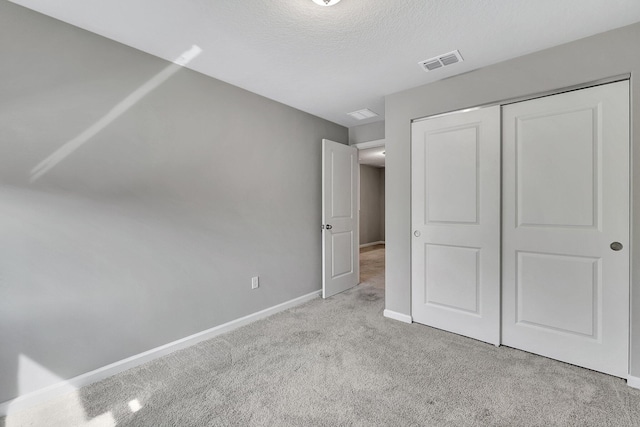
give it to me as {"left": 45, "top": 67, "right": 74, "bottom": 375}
{"left": 9, "top": 0, "right": 640, "bottom": 127}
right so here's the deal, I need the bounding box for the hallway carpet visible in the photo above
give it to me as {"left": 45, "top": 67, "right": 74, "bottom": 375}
{"left": 359, "top": 244, "right": 385, "bottom": 290}
{"left": 4, "top": 245, "right": 640, "bottom": 426}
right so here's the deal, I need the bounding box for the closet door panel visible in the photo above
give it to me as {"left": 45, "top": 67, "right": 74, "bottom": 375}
{"left": 411, "top": 106, "right": 501, "bottom": 345}
{"left": 502, "top": 81, "right": 629, "bottom": 378}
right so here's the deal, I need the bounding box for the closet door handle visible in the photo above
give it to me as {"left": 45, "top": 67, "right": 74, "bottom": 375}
{"left": 610, "top": 242, "right": 623, "bottom": 251}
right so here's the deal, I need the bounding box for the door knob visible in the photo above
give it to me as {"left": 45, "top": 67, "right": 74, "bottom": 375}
{"left": 414, "top": 230, "right": 420, "bottom": 237}
{"left": 610, "top": 242, "right": 623, "bottom": 251}
{"left": 326, "top": 224, "right": 333, "bottom": 230}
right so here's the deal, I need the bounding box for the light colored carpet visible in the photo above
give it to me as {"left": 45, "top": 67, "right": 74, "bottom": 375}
{"left": 4, "top": 245, "right": 640, "bottom": 426}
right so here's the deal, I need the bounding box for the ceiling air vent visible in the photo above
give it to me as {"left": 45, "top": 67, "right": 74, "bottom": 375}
{"left": 419, "top": 50, "right": 464, "bottom": 72}
{"left": 347, "top": 108, "right": 379, "bottom": 120}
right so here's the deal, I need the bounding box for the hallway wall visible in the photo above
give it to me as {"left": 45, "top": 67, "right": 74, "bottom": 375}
{"left": 360, "top": 165, "right": 385, "bottom": 245}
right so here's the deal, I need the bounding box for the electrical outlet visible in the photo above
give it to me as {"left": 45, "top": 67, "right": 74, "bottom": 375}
{"left": 251, "top": 276, "right": 259, "bottom": 289}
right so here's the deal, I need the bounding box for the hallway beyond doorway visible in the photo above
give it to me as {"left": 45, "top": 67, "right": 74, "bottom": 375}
{"left": 360, "top": 244, "right": 384, "bottom": 290}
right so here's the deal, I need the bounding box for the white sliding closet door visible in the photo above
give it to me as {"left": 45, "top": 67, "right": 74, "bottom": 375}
{"left": 411, "top": 106, "right": 501, "bottom": 345}
{"left": 501, "top": 81, "right": 630, "bottom": 378}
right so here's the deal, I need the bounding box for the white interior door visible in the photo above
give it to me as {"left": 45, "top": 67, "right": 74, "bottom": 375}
{"left": 502, "top": 81, "right": 630, "bottom": 378}
{"left": 411, "top": 106, "right": 501, "bottom": 345}
{"left": 322, "top": 139, "right": 359, "bottom": 298}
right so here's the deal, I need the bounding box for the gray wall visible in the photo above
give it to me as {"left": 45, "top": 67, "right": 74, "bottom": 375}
{"left": 349, "top": 121, "right": 385, "bottom": 145}
{"left": 385, "top": 22, "right": 640, "bottom": 377}
{"left": 0, "top": 2, "right": 347, "bottom": 403}
{"left": 359, "top": 166, "right": 385, "bottom": 245}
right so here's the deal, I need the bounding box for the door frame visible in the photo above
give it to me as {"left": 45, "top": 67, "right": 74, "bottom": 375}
{"left": 353, "top": 139, "right": 385, "bottom": 150}
{"left": 354, "top": 138, "right": 386, "bottom": 245}
{"left": 412, "top": 75, "right": 630, "bottom": 125}
{"left": 409, "top": 75, "right": 632, "bottom": 375}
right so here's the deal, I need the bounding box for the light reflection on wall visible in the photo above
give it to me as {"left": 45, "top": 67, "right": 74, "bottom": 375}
{"left": 30, "top": 45, "right": 203, "bottom": 182}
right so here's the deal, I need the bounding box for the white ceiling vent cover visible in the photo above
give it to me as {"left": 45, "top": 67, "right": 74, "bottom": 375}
{"left": 347, "top": 108, "right": 379, "bottom": 120}
{"left": 419, "top": 50, "right": 464, "bottom": 72}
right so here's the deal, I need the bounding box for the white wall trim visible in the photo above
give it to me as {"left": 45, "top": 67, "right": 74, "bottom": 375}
{"left": 384, "top": 309, "right": 412, "bottom": 324}
{"left": 360, "top": 241, "right": 385, "bottom": 248}
{"left": 628, "top": 375, "right": 640, "bottom": 390}
{"left": 0, "top": 290, "right": 321, "bottom": 417}
{"left": 353, "top": 139, "right": 385, "bottom": 149}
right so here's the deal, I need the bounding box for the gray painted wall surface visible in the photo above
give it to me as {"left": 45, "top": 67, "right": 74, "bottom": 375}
{"left": 359, "top": 166, "right": 385, "bottom": 245}
{"left": 0, "top": 2, "right": 346, "bottom": 403}
{"left": 349, "top": 121, "right": 385, "bottom": 145}
{"left": 385, "top": 22, "right": 640, "bottom": 377}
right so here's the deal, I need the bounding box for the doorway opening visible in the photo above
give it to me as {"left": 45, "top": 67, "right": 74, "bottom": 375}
{"left": 356, "top": 140, "right": 386, "bottom": 292}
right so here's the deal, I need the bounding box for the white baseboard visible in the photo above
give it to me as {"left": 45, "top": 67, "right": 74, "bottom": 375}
{"left": 0, "top": 290, "right": 321, "bottom": 417}
{"left": 360, "top": 241, "right": 385, "bottom": 248}
{"left": 383, "top": 309, "right": 412, "bottom": 324}
{"left": 628, "top": 375, "right": 640, "bottom": 390}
